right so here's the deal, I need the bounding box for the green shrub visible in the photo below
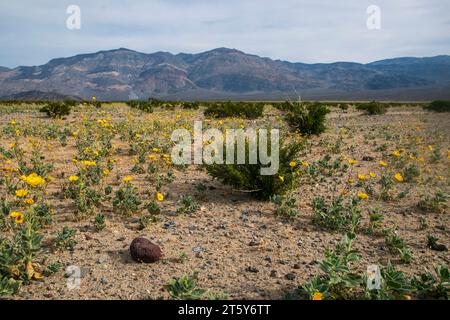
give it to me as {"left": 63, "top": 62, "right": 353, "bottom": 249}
{"left": 402, "top": 164, "right": 420, "bottom": 182}
{"left": 356, "top": 101, "right": 387, "bottom": 115}
{"left": 312, "top": 197, "right": 361, "bottom": 231}
{"left": 39, "top": 101, "right": 72, "bottom": 118}
{"left": 54, "top": 226, "right": 76, "bottom": 251}
{"left": 204, "top": 102, "right": 264, "bottom": 119}
{"left": 165, "top": 271, "right": 206, "bottom": 300}
{"left": 417, "top": 190, "right": 448, "bottom": 213}
{"left": 302, "top": 233, "right": 361, "bottom": 300}
{"left": 181, "top": 101, "right": 200, "bottom": 110}
{"left": 112, "top": 181, "right": 142, "bottom": 215}
{"left": 126, "top": 100, "right": 156, "bottom": 113}
{"left": 176, "top": 195, "right": 199, "bottom": 214}
{"left": 205, "top": 137, "right": 303, "bottom": 199}
{"left": 425, "top": 100, "right": 450, "bottom": 113}
{"left": 0, "top": 276, "right": 20, "bottom": 297}
{"left": 411, "top": 265, "right": 450, "bottom": 299}
{"left": 91, "top": 101, "right": 102, "bottom": 108}
{"left": 271, "top": 193, "right": 299, "bottom": 218}
{"left": 285, "top": 102, "right": 329, "bottom": 135}
{"left": 93, "top": 214, "right": 106, "bottom": 231}
{"left": 384, "top": 229, "right": 414, "bottom": 264}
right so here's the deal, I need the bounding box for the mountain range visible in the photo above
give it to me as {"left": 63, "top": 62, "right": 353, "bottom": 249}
{"left": 1, "top": 48, "right": 450, "bottom": 101}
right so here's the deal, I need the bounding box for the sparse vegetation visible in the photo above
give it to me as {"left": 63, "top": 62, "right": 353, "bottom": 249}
{"left": 425, "top": 100, "right": 450, "bottom": 113}
{"left": 284, "top": 102, "right": 329, "bottom": 135}
{"left": 0, "top": 101, "right": 448, "bottom": 300}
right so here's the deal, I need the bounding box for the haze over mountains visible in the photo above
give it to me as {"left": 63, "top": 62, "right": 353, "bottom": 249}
{"left": 1, "top": 48, "right": 449, "bottom": 101}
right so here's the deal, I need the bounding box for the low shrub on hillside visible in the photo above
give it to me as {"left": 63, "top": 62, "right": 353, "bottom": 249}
{"left": 204, "top": 102, "right": 264, "bottom": 119}
{"left": 425, "top": 100, "right": 450, "bottom": 113}
{"left": 356, "top": 101, "right": 387, "bottom": 115}
{"left": 285, "top": 102, "right": 329, "bottom": 135}
{"left": 39, "top": 101, "right": 72, "bottom": 118}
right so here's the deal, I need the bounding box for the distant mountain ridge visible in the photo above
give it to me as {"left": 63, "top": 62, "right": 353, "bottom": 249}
{"left": 0, "top": 90, "right": 82, "bottom": 101}
{"left": 0, "top": 48, "right": 449, "bottom": 101}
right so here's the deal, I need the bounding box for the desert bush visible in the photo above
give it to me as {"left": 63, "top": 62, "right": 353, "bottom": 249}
{"left": 39, "top": 101, "right": 72, "bottom": 118}
{"left": 181, "top": 101, "right": 200, "bottom": 110}
{"left": 356, "top": 101, "right": 387, "bottom": 115}
{"left": 302, "top": 233, "right": 361, "bottom": 300}
{"left": 285, "top": 102, "right": 329, "bottom": 135}
{"left": 164, "top": 271, "right": 227, "bottom": 300}
{"left": 1, "top": 210, "right": 44, "bottom": 296}
{"left": 425, "top": 100, "right": 450, "bottom": 113}
{"left": 93, "top": 214, "right": 106, "bottom": 231}
{"left": 417, "top": 190, "right": 448, "bottom": 213}
{"left": 205, "top": 136, "right": 303, "bottom": 199}
{"left": 204, "top": 101, "right": 264, "bottom": 119}
{"left": 312, "top": 197, "right": 361, "bottom": 231}
{"left": 112, "top": 178, "right": 142, "bottom": 215}
{"left": 176, "top": 195, "right": 199, "bottom": 214}
{"left": 411, "top": 265, "right": 450, "bottom": 299}
{"left": 271, "top": 193, "right": 299, "bottom": 218}
{"left": 384, "top": 229, "right": 414, "bottom": 264}
{"left": 402, "top": 164, "right": 420, "bottom": 182}
{"left": 165, "top": 271, "right": 206, "bottom": 300}
{"left": 126, "top": 100, "right": 156, "bottom": 113}
{"left": 366, "top": 208, "right": 384, "bottom": 235}
{"left": 54, "top": 226, "right": 76, "bottom": 251}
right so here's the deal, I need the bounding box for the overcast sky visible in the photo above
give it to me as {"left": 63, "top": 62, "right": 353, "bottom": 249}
{"left": 1, "top": 0, "right": 449, "bottom": 68}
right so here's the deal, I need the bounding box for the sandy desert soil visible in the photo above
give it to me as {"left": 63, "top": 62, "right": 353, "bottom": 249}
{"left": 0, "top": 103, "right": 448, "bottom": 300}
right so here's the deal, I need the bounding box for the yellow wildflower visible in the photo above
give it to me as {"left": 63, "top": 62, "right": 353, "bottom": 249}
{"left": 69, "top": 176, "right": 79, "bottom": 182}
{"left": 312, "top": 292, "right": 323, "bottom": 300}
{"left": 369, "top": 172, "right": 376, "bottom": 178}
{"left": 394, "top": 173, "right": 404, "bottom": 182}
{"left": 15, "top": 189, "right": 29, "bottom": 198}
{"left": 156, "top": 192, "right": 164, "bottom": 202}
{"left": 357, "top": 174, "right": 366, "bottom": 181}
{"left": 357, "top": 192, "right": 369, "bottom": 199}
{"left": 80, "top": 160, "right": 97, "bottom": 166}
{"left": 22, "top": 173, "right": 45, "bottom": 188}
{"left": 379, "top": 160, "right": 388, "bottom": 167}
{"left": 123, "top": 176, "right": 133, "bottom": 183}
{"left": 10, "top": 211, "right": 25, "bottom": 224}
{"left": 348, "top": 159, "right": 357, "bottom": 165}
{"left": 289, "top": 161, "right": 297, "bottom": 167}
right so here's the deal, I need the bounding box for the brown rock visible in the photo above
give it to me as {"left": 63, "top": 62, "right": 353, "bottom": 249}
{"left": 130, "top": 237, "right": 162, "bottom": 263}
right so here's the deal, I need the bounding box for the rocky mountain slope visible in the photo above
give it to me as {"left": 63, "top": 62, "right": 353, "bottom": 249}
{"left": 1, "top": 48, "right": 449, "bottom": 100}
